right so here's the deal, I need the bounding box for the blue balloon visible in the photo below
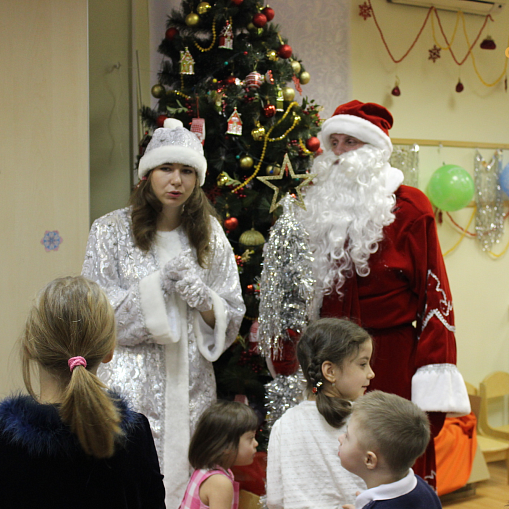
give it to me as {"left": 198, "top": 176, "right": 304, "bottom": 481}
{"left": 499, "top": 162, "right": 509, "bottom": 197}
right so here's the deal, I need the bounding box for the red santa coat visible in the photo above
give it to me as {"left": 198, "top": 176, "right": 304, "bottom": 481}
{"left": 321, "top": 185, "right": 470, "bottom": 485}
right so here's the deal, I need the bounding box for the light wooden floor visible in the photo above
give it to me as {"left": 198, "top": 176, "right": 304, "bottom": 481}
{"left": 441, "top": 461, "right": 509, "bottom": 509}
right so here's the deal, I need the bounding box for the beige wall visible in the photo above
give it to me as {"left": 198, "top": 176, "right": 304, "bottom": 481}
{"left": 0, "top": 1, "right": 90, "bottom": 397}
{"left": 350, "top": 0, "right": 509, "bottom": 386}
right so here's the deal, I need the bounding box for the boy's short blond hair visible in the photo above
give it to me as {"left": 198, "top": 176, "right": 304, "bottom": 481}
{"left": 353, "top": 391, "right": 430, "bottom": 476}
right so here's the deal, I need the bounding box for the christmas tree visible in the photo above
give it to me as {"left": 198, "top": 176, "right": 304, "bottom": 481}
{"left": 141, "top": 0, "right": 323, "bottom": 419}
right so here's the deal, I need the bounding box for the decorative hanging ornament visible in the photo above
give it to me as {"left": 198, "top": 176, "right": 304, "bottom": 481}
{"left": 151, "top": 84, "right": 165, "bottom": 98}
{"left": 358, "top": 1, "right": 372, "bottom": 19}
{"left": 305, "top": 137, "right": 320, "bottom": 152}
{"left": 455, "top": 78, "right": 464, "bottom": 93}
{"left": 227, "top": 107, "right": 243, "bottom": 135}
{"left": 245, "top": 71, "right": 263, "bottom": 90}
{"left": 391, "top": 76, "right": 401, "bottom": 97}
{"left": 217, "top": 172, "right": 229, "bottom": 187}
{"left": 224, "top": 216, "right": 239, "bottom": 231}
{"left": 428, "top": 45, "right": 441, "bottom": 63}
{"left": 197, "top": 2, "right": 211, "bottom": 15}
{"left": 180, "top": 47, "right": 195, "bottom": 74}
{"left": 266, "top": 49, "right": 278, "bottom": 61}
{"left": 190, "top": 118, "right": 206, "bottom": 145}
{"left": 252, "top": 12, "right": 267, "bottom": 28}
{"left": 218, "top": 20, "right": 234, "bottom": 49}
{"left": 165, "top": 27, "right": 179, "bottom": 41}
{"left": 278, "top": 44, "right": 292, "bottom": 59}
{"left": 299, "top": 71, "right": 310, "bottom": 84}
{"left": 263, "top": 104, "right": 277, "bottom": 118}
{"left": 266, "top": 165, "right": 281, "bottom": 176}
{"left": 480, "top": 35, "right": 496, "bottom": 50}
{"left": 265, "top": 70, "right": 275, "bottom": 85}
{"left": 185, "top": 13, "right": 200, "bottom": 26}
{"left": 262, "top": 6, "right": 275, "bottom": 21}
{"left": 290, "top": 60, "right": 301, "bottom": 74}
{"left": 282, "top": 87, "right": 295, "bottom": 102}
{"left": 276, "top": 87, "right": 284, "bottom": 112}
{"left": 240, "top": 155, "right": 254, "bottom": 169}
{"left": 239, "top": 228, "right": 266, "bottom": 247}
{"left": 251, "top": 122, "right": 266, "bottom": 141}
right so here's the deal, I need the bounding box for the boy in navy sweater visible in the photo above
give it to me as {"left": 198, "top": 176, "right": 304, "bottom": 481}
{"left": 339, "top": 391, "right": 442, "bottom": 509}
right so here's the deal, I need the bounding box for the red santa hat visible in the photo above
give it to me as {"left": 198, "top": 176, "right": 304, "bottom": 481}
{"left": 138, "top": 118, "right": 207, "bottom": 185}
{"left": 320, "top": 100, "right": 393, "bottom": 156}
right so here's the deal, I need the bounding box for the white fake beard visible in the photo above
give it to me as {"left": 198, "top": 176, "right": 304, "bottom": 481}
{"left": 302, "top": 145, "right": 396, "bottom": 296}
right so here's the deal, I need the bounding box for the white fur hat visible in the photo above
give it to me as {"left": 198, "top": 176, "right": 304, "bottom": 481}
{"left": 138, "top": 118, "right": 207, "bottom": 186}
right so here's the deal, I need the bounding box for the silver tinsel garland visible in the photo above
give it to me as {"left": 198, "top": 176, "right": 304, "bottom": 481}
{"left": 389, "top": 143, "right": 419, "bottom": 188}
{"left": 264, "top": 371, "right": 306, "bottom": 427}
{"left": 257, "top": 195, "right": 316, "bottom": 359}
{"left": 474, "top": 150, "right": 504, "bottom": 251}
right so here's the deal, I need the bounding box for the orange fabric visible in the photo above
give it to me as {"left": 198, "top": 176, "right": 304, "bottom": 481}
{"left": 434, "top": 412, "right": 477, "bottom": 496}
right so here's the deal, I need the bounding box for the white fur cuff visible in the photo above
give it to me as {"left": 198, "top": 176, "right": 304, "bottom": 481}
{"left": 412, "top": 363, "right": 471, "bottom": 416}
{"left": 193, "top": 289, "right": 228, "bottom": 362}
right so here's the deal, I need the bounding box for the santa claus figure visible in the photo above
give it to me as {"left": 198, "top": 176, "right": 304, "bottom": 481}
{"left": 301, "top": 100, "right": 470, "bottom": 487}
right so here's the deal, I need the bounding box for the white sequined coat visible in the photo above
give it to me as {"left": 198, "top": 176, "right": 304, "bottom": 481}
{"left": 82, "top": 207, "right": 245, "bottom": 509}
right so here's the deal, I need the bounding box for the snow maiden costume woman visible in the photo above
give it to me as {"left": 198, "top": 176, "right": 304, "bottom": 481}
{"left": 82, "top": 118, "right": 245, "bottom": 508}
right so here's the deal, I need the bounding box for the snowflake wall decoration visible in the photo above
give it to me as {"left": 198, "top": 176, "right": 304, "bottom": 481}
{"left": 428, "top": 45, "right": 441, "bottom": 62}
{"left": 359, "top": 2, "right": 372, "bottom": 20}
{"left": 41, "top": 230, "right": 63, "bottom": 252}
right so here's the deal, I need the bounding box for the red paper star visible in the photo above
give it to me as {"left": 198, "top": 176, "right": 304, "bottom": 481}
{"left": 428, "top": 45, "right": 441, "bottom": 63}
{"left": 359, "top": 2, "right": 372, "bottom": 20}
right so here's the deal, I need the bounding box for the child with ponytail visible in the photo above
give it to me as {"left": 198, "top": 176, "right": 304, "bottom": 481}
{"left": 0, "top": 276, "right": 165, "bottom": 509}
{"left": 266, "top": 318, "right": 375, "bottom": 509}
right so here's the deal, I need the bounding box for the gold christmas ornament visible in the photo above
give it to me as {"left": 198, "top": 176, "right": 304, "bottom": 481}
{"left": 240, "top": 155, "right": 254, "bottom": 169}
{"left": 151, "top": 84, "right": 165, "bottom": 98}
{"left": 290, "top": 60, "right": 301, "bottom": 74}
{"left": 239, "top": 228, "right": 266, "bottom": 247}
{"left": 251, "top": 122, "right": 266, "bottom": 141}
{"left": 185, "top": 13, "right": 200, "bottom": 26}
{"left": 266, "top": 165, "right": 281, "bottom": 176}
{"left": 197, "top": 2, "right": 211, "bottom": 15}
{"left": 282, "top": 87, "right": 295, "bottom": 102}
{"left": 217, "top": 172, "right": 229, "bottom": 187}
{"left": 266, "top": 49, "right": 278, "bottom": 61}
{"left": 299, "top": 71, "right": 311, "bottom": 84}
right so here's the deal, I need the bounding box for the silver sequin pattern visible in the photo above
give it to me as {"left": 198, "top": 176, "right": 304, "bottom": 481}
{"left": 82, "top": 207, "right": 245, "bottom": 468}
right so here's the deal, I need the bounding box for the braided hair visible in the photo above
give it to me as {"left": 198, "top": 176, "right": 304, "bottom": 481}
{"left": 297, "top": 318, "right": 373, "bottom": 428}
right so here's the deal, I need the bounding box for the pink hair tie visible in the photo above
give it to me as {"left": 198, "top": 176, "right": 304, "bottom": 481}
{"left": 68, "top": 356, "right": 87, "bottom": 372}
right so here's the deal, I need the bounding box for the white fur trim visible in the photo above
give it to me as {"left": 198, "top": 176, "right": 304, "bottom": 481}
{"left": 138, "top": 146, "right": 207, "bottom": 185}
{"left": 411, "top": 364, "right": 471, "bottom": 416}
{"left": 383, "top": 163, "right": 404, "bottom": 194}
{"left": 139, "top": 270, "right": 180, "bottom": 344}
{"left": 320, "top": 114, "right": 393, "bottom": 156}
{"left": 193, "top": 289, "right": 227, "bottom": 362}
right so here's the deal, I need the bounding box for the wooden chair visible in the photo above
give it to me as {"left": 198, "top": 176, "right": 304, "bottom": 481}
{"left": 479, "top": 371, "right": 509, "bottom": 442}
{"left": 467, "top": 379, "right": 509, "bottom": 483}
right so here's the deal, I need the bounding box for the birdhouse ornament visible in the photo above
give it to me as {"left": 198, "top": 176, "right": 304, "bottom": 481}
{"left": 227, "top": 107, "right": 242, "bottom": 135}
{"left": 180, "top": 47, "right": 195, "bottom": 75}
{"left": 219, "top": 20, "right": 233, "bottom": 50}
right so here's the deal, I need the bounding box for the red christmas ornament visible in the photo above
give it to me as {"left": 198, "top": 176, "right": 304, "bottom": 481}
{"left": 252, "top": 13, "right": 267, "bottom": 28}
{"left": 156, "top": 115, "right": 168, "bottom": 127}
{"left": 263, "top": 104, "right": 276, "bottom": 118}
{"left": 225, "top": 75, "right": 237, "bottom": 85}
{"left": 246, "top": 284, "right": 255, "bottom": 294}
{"left": 455, "top": 79, "right": 464, "bottom": 93}
{"left": 165, "top": 27, "right": 179, "bottom": 41}
{"left": 245, "top": 71, "right": 263, "bottom": 90}
{"left": 480, "top": 36, "right": 496, "bottom": 50}
{"left": 391, "top": 85, "right": 401, "bottom": 97}
{"left": 230, "top": 0, "right": 243, "bottom": 4}
{"left": 305, "top": 136, "right": 320, "bottom": 152}
{"left": 277, "top": 44, "right": 292, "bottom": 59}
{"left": 224, "top": 217, "right": 239, "bottom": 231}
{"left": 262, "top": 6, "right": 275, "bottom": 21}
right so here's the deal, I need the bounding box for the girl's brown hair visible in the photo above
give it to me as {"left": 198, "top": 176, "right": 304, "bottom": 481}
{"left": 189, "top": 401, "right": 258, "bottom": 470}
{"left": 297, "top": 317, "right": 373, "bottom": 428}
{"left": 130, "top": 172, "right": 218, "bottom": 268}
{"left": 21, "top": 276, "right": 122, "bottom": 459}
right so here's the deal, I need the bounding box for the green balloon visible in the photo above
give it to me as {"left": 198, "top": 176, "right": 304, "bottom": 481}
{"left": 426, "top": 164, "right": 474, "bottom": 211}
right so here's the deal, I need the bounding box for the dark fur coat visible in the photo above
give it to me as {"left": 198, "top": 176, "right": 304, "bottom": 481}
{"left": 0, "top": 394, "right": 165, "bottom": 509}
